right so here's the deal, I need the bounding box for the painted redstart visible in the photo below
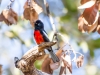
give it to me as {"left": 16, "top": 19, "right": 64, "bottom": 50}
{"left": 34, "top": 20, "right": 59, "bottom": 63}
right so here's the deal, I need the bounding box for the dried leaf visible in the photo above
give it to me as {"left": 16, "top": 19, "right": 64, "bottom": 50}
{"left": 78, "top": 15, "right": 85, "bottom": 33}
{"left": 23, "top": 1, "right": 29, "bottom": 9}
{"left": 41, "top": 55, "right": 53, "bottom": 74}
{"left": 76, "top": 55, "right": 84, "bottom": 68}
{"left": 81, "top": 0, "right": 90, "bottom": 5}
{"left": 59, "top": 61, "right": 66, "bottom": 75}
{"left": 78, "top": 0, "right": 95, "bottom": 9}
{"left": 2, "top": 9, "right": 18, "bottom": 25}
{"left": 98, "top": 1, "right": 100, "bottom": 10}
{"left": 1, "top": 11, "right": 11, "bottom": 25}
{"left": 10, "top": 9, "right": 18, "bottom": 23}
{"left": 97, "top": 16, "right": 100, "bottom": 34}
{"left": 62, "top": 55, "right": 72, "bottom": 73}
{"left": 31, "top": 0, "right": 42, "bottom": 14}
{"left": 8, "top": 9, "right": 18, "bottom": 24}
{"left": 56, "top": 49, "right": 63, "bottom": 59}
{"left": 23, "top": 8, "right": 31, "bottom": 20}
{"left": 49, "top": 50, "right": 62, "bottom": 70}
{"left": 30, "top": 8, "right": 38, "bottom": 26}
{"left": 50, "top": 61, "right": 60, "bottom": 70}
{"left": 83, "top": 2, "right": 99, "bottom": 25}
{"left": 34, "top": 0, "right": 47, "bottom": 14}
{"left": 0, "top": 13, "right": 5, "bottom": 21}
{"left": 97, "top": 25, "right": 100, "bottom": 34}
{"left": 83, "top": 20, "right": 98, "bottom": 33}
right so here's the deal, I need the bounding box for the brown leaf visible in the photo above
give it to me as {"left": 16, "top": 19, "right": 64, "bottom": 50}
{"left": 10, "top": 9, "right": 18, "bottom": 24}
{"left": 62, "top": 55, "right": 72, "bottom": 73}
{"left": 23, "top": 1, "right": 29, "bottom": 9}
{"left": 83, "top": 20, "right": 98, "bottom": 33}
{"left": 23, "top": 8, "right": 30, "bottom": 20}
{"left": 56, "top": 49, "right": 63, "bottom": 59}
{"left": 81, "top": 0, "right": 90, "bottom": 5}
{"left": 41, "top": 55, "right": 53, "bottom": 74}
{"left": 49, "top": 50, "right": 62, "bottom": 70}
{"left": 2, "top": 9, "right": 18, "bottom": 25}
{"left": 97, "top": 25, "right": 100, "bottom": 34}
{"left": 7, "top": 9, "right": 18, "bottom": 24}
{"left": 83, "top": 2, "right": 99, "bottom": 25}
{"left": 78, "top": 0, "right": 95, "bottom": 9}
{"left": 98, "top": 1, "right": 100, "bottom": 10}
{"left": 76, "top": 55, "right": 84, "bottom": 68}
{"left": 78, "top": 15, "right": 85, "bottom": 33}
{"left": 1, "top": 11, "right": 11, "bottom": 25}
{"left": 30, "top": 8, "right": 38, "bottom": 26}
{"left": 31, "top": 0, "right": 42, "bottom": 14}
{"left": 34, "top": 0, "right": 48, "bottom": 15}
{"left": 41, "top": 49, "right": 63, "bottom": 74}
{"left": 0, "top": 13, "right": 5, "bottom": 21}
{"left": 97, "top": 16, "right": 100, "bottom": 34}
{"left": 59, "top": 61, "right": 66, "bottom": 75}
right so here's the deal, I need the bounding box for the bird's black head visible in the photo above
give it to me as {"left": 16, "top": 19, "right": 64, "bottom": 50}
{"left": 34, "top": 20, "right": 44, "bottom": 29}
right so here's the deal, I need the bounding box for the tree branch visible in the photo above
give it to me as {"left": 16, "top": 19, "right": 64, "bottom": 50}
{"left": 14, "top": 42, "right": 56, "bottom": 75}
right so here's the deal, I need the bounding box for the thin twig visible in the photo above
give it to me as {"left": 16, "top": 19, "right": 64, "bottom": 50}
{"left": 7, "top": 0, "right": 15, "bottom": 9}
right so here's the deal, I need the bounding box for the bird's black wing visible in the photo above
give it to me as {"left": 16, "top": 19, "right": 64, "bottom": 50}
{"left": 40, "top": 29, "right": 50, "bottom": 42}
{"left": 40, "top": 29, "right": 59, "bottom": 63}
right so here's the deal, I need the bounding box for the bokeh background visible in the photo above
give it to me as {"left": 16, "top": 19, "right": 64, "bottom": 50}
{"left": 0, "top": 0, "right": 100, "bottom": 75}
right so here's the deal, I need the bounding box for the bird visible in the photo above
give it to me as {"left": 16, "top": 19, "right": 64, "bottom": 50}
{"left": 34, "top": 20, "right": 59, "bottom": 63}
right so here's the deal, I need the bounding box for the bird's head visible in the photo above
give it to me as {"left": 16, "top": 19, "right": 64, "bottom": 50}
{"left": 34, "top": 20, "right": 44, "bottom": 29}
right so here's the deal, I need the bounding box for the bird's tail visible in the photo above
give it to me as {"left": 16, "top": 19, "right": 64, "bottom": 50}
{"left": 48, "top": 47, "right": 59, "bottom": 63}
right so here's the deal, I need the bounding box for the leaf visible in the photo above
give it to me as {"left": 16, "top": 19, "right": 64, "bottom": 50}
{"left": 23, "top": 1, "right": 29, "bottom": 9}
{"left": 59, "top": 61, "right": 66, "bottom": 75}
{"left": 23, "top": 8, "right": 31, "bottom": 20}
{"left": 76, "top": 55, "right": 84, "bottom": 68}
{"left": 8, "top": 9, "right": 18, "bottom": 24}
{"left": 50, "top": 61, "right": 60, "bottom": 70}
{"left": 2, "top": 9, "right": 18, "bottom": 25}
{"left": 41, "top": 49, "right": 63, "bottom": 74}
{"left": 97, "top": 16, "right": 100, "bottom": 34}
{"left": 78, "top": 0, "right": 95, "bottom": 9}
{"left": 81, "top": 0, "right": 90, "bottom": 5}
{"left": 83, "top": 20, "right": 98, "bottom": 33}
{"left": 1, "top": 11, "right": 11, "bottom": 25}
{"left": 41, "top": 55, "right": 53, "bottom": 74}
{"left": 30, "top": 8, "right": 38, "bottom": 26}
{"left": 97, "top": 25, "right": 100, "bottom": 34}
{"left": 49, "top": 50, "right": 62, "bottom": 70}
{"left": 98, "top": 1, "right": 100, "bottom": 10}
{"left": 0, "top": 13, "right": 5, "bottom": 21}
{"left": 83, "top": 2, "right": 99, "bottom": 25}
{"left": 62, "top": 54, "right": 72, "bottom": 73}
{"left": 78, "top": 15, "right": 85, "bottom": 33}
{"left": 34, "top": 0, "right": 47, "bottom": 15}
{"left": 31, "top": 0, "right": 42, "bottom": 14}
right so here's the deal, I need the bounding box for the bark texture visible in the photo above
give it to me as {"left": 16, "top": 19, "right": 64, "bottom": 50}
{"left": 15, "top": 42, "right": 56, "bottom": 75}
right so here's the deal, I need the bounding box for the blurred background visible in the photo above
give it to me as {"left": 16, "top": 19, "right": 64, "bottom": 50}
{"left": 0, "top": 0, "right": 100, "bottom": 75}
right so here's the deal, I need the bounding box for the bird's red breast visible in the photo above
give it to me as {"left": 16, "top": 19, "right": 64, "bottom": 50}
{"left": 34, "top": 30, "right": 44, "bottom": 44}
